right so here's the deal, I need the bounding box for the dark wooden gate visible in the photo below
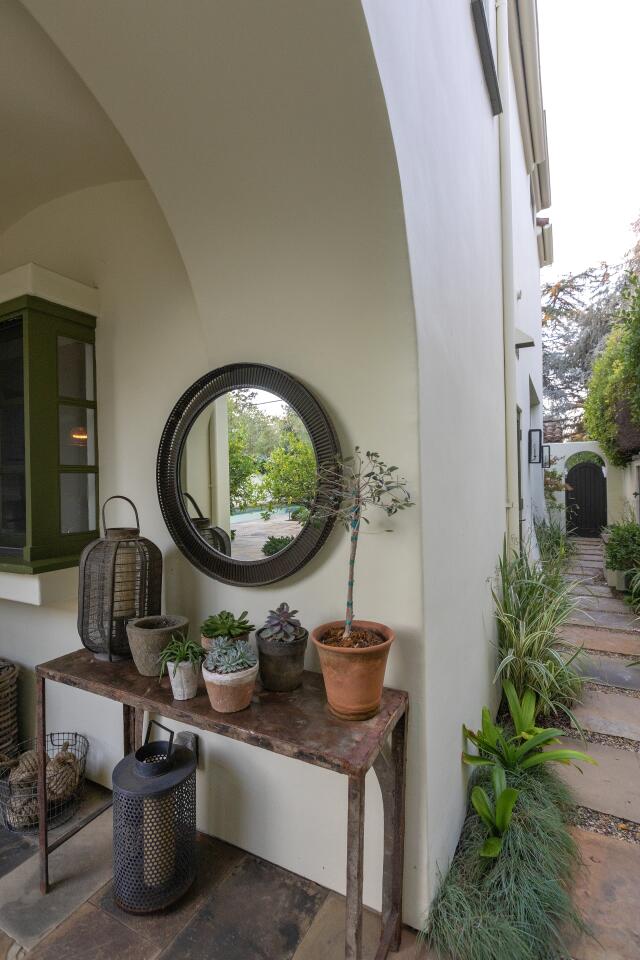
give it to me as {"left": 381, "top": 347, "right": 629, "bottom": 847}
{"left": 565, "top": 461, "right": 607, "bottom": 537}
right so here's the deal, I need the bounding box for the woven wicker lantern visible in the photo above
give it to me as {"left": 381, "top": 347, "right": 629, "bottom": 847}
{"left": 182, "top": 493, "right": 231, "bottom": 555}
{"left": 78, "top": 497, "right": 162, "bottom": 661}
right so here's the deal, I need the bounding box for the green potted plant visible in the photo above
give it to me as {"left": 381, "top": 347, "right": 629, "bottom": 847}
{"left": 202, "top": 638, "right": 258, "bottom": 713}
{"left": 126, "top": 614, "right": 189, "bottom": 677}
{"left": 256, "top": 602, "right": 308, "bottom": 692}
{"left": 310, "top": 448, "right": 414, "bottom": 720}
{"left": 158, "top": 631, "right": 204, "bottom": 700}
{"left": 200, "top": 610, "right": 254, "bottom": 652}
{"left": 604, "top": 521, "right": 640, "bottom": 590}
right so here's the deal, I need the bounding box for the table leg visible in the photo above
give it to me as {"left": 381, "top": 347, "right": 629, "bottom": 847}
{"left": 37, "top": 673, "right": 49, "bottom": 895}
{"left": 346, "top": 774, "right": 365, "bottom": 960}
{"left": 123, "top": 704, "right": 134, "bottom": 755}
{"left": 373, "top": 709, "right": 407, "bottom": 954}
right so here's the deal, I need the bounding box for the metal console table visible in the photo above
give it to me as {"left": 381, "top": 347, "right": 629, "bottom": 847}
{"left": 36, "top": 649, "right": 408, "bottom": 960}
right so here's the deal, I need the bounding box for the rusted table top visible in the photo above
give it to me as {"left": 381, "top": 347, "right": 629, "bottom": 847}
{"left": 37, "top": 649, "right": 408, "bottom": 776}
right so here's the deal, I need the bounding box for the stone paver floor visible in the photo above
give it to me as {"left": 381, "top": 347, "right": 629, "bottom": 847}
{"left": 0, "top": 804, "right": 423, "bottom": 959}
{"left": 560, "top": 539, "right": 640, "bottom": 959}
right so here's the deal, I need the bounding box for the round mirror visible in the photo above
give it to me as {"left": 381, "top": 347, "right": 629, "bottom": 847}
{"left": 157, "top": 364, "right": 340, "bottom": 585}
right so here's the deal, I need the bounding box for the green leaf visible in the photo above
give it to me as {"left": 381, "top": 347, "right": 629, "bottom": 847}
{"left": 480, "top": 836, "right": 503, "bottom": 858}
{"left": 521, "top": 748, "right": 597, "bottom": 770}
{"left": 495, "top": 787, "right": 519, "bottom": 833}
{"left": 470, "top": 786, "right": 496, "bottom": 831}
{"left": 461, "top": 752, "right": 495, "bottom": 767}
{"left": 491, "top": 765, "right": 507, "bottom": 798}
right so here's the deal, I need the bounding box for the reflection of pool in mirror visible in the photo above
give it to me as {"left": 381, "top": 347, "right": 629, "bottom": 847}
{"left": 179, "top": 389, "right": 317, "bottom": 561}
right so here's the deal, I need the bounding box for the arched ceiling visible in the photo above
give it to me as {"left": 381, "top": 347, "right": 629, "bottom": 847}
{"left": 0, "top": 0, "right": 141, "bottom": 233}
{"left": 19, "top": 0, "right": 412, "bottom": 353}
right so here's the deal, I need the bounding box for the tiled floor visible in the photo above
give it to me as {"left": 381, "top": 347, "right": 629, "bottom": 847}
{"left": 0, "top": 789, "right": 422, "bottom": 959}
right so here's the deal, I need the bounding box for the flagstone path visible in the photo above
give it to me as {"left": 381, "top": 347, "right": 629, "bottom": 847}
{"left": 559, "top": 538, "right": 640, "bottom": 960}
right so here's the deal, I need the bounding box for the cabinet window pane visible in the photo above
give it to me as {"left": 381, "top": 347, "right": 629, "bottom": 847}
{"left": 60, "top": 473, "right": 96, "bottom": 534}
{"left": 0, "top": 319, "right": 25, "bottom": 549}
{"left": 58, "top": 337, "right": 94, "bottom": 400}
{"left": 59, "top": 406, "right": 95, "bottom": 466}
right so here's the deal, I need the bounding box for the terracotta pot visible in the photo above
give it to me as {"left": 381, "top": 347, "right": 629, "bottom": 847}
{"left": 256, "top": 628, "right": 308, "bottom": 692}
{"left": 167, "top": 660, "right": 199, "bottom": 700}
{"left": 202, "top": 662, "right": 258, "bottom": 713}
{"left": 200, "top": 631, "right": 250, "bottom": 653}
{"left": 126, "top": 615, "right": 189, "bottom": 677}
{"left": 311, "top": 620, "right": 395, "bottom": 721}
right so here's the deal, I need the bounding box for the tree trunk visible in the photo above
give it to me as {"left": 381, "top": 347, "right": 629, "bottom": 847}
{"left": 343, "top": 506, "right": 361, "bottom": 639}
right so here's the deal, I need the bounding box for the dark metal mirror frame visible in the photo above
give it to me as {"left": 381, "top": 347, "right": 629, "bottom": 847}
{"left": 156, "top": 363, "right": 341, "bottom": 586}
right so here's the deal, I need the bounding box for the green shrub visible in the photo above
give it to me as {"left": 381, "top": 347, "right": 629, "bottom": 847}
{"left": 584, "top": 274, "right": 640, "bottom": 464}
{"left": 261, "top": 535, "right": 295, "bottom": 556}
{"left": 493, "top": 545, "right": 584, "bottom": 719}
{"left": 470, "top": 766, "right": 519, "bottom": 858}
{"left": 604, "top": 521, "right": 640, "bottom": 571}
{"left": 421, "top": 765, "right": 586, "bottom": 960}
{"left": 534, "top": 520, "right": 574, "bottom": 566}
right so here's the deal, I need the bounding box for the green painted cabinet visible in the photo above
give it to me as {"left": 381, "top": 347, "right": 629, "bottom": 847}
{"left": 0, "top": 295, "right": 98, "bottom": 573}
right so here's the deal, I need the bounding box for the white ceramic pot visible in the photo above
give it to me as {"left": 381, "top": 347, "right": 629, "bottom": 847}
{"left": 202, "top": 662, "right": 258, "bottom": 713}
{"left": 167, "top": 660, "right": 199, "bottom": 700}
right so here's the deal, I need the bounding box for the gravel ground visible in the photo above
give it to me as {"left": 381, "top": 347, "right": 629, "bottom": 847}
{"left": 585, "top": 680, "right": 640, "bottom": 700}
{"left": 569, "top": 805, "right": 640, "bottom": 844}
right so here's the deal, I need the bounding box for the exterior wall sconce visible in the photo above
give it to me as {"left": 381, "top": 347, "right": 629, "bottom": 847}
{"left": 542, "top": 445, "right": 551, "bottom": 468}
{"left": 528, "top": 429, "right": 542, "bottom": 464}
{"left": 471, "top": 0, "right": 503, "bottom": 116}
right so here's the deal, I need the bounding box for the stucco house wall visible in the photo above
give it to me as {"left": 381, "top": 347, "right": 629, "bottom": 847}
{"left": 0, "top": 0, "right": 548, "bottom": 924}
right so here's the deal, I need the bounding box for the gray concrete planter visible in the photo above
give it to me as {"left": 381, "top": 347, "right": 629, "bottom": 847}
{"left": 256, "top": 628, "right": 308, "bottom": 692}
{"left": 127, "top": 615, "right": 189, "bottom": 677}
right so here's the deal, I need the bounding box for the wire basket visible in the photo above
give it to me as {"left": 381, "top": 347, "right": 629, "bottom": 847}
{"left": 0, "top": 732, "right": 89, "bottom": 834}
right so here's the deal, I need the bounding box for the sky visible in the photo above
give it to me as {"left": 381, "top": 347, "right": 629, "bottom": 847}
{"left": 538, "top": 0, "right": 640, "bottom": 282}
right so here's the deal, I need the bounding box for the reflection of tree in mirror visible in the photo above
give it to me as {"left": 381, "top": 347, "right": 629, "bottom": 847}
{"left": 261, "top": 434, "right": 316, "bottom": 519}
{"left": 226, "top": 389, "right": 317, "bottom": 559}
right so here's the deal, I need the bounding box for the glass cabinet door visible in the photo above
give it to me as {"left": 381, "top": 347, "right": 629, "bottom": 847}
{"left": 0, "top": 318, "right": 26, "bottom": 552}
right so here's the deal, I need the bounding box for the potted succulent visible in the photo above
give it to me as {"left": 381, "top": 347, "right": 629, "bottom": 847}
{"left": 158, "top": 631, "right": 204, "bottom": 700}
{"left": 202, "top": 638, "right": 258, "bottom": 713}
{"left": 126, "top": 615, "right": 189, "bottom": 677}
{"left": 200, "top": 610, "right": 254, "bottom": 652}
{"left": 310, "top": 448, "right": 414, "bottom": 720}
{"left": 256, "top": 603, "right": 308, "bottom": 692}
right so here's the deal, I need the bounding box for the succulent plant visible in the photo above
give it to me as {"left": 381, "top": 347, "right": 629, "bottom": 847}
{"left": 259, "top": 602, "right": 304, "bottom": 643}
{"left": 203, "top": 638, "right": 257, "bottom": 675}
{"left": 201, "top": 610, "right": 254, "bottom": 640}
{"left": 158, "top": 631, "right": 204, "bottom": 679}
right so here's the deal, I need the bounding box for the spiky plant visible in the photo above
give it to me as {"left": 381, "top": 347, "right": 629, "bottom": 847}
{"left": 158, "top": 631, "right": 204, "bottom": 679}
{"left": 201, "top": 610, "right": 254, "bottom": 640}
{"left": 259, "top": 602, "right": 304, "bottom": 642}
{"left": 312, "top": 448, "right": 414, "bottom": 639}
{"left": 203, "top": 638, "right": 257, "bottom": 675}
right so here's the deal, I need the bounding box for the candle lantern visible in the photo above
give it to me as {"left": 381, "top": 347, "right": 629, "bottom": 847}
{"left": 112, "top": 721, "right": 197, "bottom": 913}
{"left": 182, "top": 492, "right": 231, "bottom": 555}
{"left": 78, "top": 496, "right": 162, "bottom": 661}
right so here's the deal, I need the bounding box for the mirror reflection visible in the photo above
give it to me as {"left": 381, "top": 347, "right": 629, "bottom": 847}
{"left": 180, "top": 389, "right": 317, "bottom": 561}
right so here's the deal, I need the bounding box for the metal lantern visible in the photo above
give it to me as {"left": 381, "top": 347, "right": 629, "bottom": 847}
{"left": 112, "top": 721, "right": 197, "bottom": 914}
{"left": 182, "top": 492, "right": 232, "bottom": 555}
{"left": 78, "top": 496, "right": 162, "bottom": 661}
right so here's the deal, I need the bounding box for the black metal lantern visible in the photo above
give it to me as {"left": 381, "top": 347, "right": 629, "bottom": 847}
{"left": 77, "top": 496, "right": 162, "bottom": 661}
{"left": 542, "top": 444, "right": 551, "bottom": 468}
{"left": 112, "top": 721, "right": 197, "bottom": 914}
{"left": 182, "top": 493, "right": 231, "bottom": 555}
{"left": 528, "top": 429, "right": 543, "bottom": 464}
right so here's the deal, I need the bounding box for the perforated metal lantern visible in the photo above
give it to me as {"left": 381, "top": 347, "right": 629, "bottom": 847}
{"left": 182, "top": 493, "right": 231, "bottom": 555}
{"left": 112, "top": 721, "right": 197, "bottom": 914}
{"left": 78, "top": 496, "right": 162, "bottom": 661}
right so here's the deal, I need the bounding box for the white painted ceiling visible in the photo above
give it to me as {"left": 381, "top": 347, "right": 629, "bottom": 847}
{"left": 0, "top": 0, "right": 141, "bottom": 233}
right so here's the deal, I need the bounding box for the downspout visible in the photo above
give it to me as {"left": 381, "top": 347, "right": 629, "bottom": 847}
{"left": 497, "top": 0, "right": 520, "bottom": 549}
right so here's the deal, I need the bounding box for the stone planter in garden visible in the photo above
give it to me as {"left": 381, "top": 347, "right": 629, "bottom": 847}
{"left": 126, "top": 615, "right": 189, "bottom": 677}
{"left": 256, "top": 603, "right": 308, "bottom": 692}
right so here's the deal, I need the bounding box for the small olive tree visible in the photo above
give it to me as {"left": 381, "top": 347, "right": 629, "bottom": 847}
{"left": 314, "top": 448, "right": 414, "bottom": 639}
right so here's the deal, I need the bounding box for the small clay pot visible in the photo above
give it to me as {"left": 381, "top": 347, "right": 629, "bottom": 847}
{"left": 167, "top": 661, "right": 199, "bottom": 700}
{"left": 126, "top": 615, "right": 189, "bottom": 677}
{"left": 256, "top": 628, "right": 308, "bottom": 692}
{"left": 202, "top": 662, "right": 258, "bottom": 713}
{"left": 311, "top": 620, "right": 395, "bottom": 721}
{"left": 200, "top": 631, "right": 250, "bottom": 653}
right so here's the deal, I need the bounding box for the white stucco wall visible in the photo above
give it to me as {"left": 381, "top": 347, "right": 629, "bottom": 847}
{"left": 362, "top": 0, "right": 508, "bottom": 897}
